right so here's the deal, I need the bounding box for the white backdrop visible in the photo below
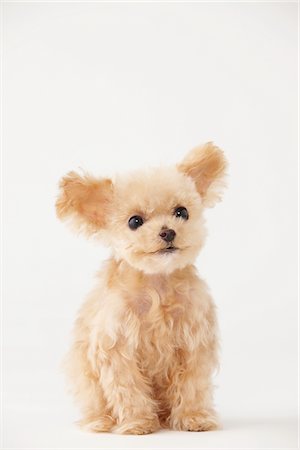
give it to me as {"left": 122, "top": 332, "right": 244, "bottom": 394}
{"left": 2, "top": 2, "right": 298, "bottom": 449}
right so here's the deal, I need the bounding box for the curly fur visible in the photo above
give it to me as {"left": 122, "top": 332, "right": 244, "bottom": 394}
{"left": 56, "top": 142, "right": 227, "bottom": 434}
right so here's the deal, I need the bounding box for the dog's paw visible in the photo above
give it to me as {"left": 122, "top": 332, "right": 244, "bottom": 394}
{"left": 78, "top": 415, "right": 115, "bottom": 433}
{"left": 170, "top": 410, "right": 220, "bottom": 432}
{"left": 114, "top": 416, "right": 160, "bottom": 435}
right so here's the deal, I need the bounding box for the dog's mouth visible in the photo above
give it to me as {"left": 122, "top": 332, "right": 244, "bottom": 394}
{"left": 158, "top": 246, "right": 178, "bottom": 254}
{"left": 139, "top": 245, "right": 185, "bottom": 257}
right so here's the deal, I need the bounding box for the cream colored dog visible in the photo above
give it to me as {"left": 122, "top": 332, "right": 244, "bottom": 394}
{"left": 56, "top": 142, "right": 227, "bottom": 434}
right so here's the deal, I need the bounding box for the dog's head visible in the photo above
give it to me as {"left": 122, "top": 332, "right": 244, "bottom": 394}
{"left": 56, "top": 143, "right": 227, "bottom": 274}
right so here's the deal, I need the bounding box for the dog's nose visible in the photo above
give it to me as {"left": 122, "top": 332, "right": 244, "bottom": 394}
{"left": 159, "top": 229, "right": 176, "bottom": 243}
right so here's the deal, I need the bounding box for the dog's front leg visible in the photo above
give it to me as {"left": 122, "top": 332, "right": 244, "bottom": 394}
{"left": 168, "top": 345, "right": 219, "bottom": 432}
{"left": 99, "top": 347, "right": 159, "bottom": 434}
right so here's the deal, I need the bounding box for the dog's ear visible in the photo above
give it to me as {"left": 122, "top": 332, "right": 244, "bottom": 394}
{"left": 178, "top": 142, "right": 227, "bottom": 207}
{"left": 56, "top": 171, "right": 113, "bottom": 234}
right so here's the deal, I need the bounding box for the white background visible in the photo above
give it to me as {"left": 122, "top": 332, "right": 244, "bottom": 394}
{"left": 2, "top": 1, "right": 298, "bottom": 449}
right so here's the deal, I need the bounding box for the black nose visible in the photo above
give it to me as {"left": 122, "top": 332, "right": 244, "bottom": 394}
{"left": 159, "top": 229, "right": 176, "bottom": 243}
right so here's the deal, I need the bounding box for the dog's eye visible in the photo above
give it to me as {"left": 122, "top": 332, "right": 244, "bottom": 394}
{"left": 128, "top": 215, "right": 144, "bottom": 230}
{"left": 174, "top": 206, "right": 189, "bottom": 220}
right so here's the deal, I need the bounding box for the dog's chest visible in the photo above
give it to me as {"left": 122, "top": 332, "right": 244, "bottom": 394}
{"left": 130, "top": 280, "right": 194, "bottom": 370}
{"left": 139, "top": 297, "right": 191, "bottom": 379}
{"left": 131, "top": 280, "right": 188, "bottom": 325}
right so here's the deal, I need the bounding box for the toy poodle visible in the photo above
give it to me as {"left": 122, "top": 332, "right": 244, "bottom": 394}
{"left": 56, "top": 142, "right": 227, "bottom": 434}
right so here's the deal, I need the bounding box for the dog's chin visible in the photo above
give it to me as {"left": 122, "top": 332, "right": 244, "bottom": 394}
{"left": 123, "top": 246, "right": 200, "bottom": 275}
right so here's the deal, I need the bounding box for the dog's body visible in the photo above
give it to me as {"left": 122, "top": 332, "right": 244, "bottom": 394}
{"left": 56, "top": 143, "right": 227, "bottom": 434}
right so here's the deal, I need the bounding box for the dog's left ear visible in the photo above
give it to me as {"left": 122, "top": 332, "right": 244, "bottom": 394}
{"left": 178, "top": 142, "right": 227, "bottom": 207}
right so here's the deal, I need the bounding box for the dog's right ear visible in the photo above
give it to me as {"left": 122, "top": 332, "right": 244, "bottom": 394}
{"left": 56, "top": 171, "right": 113, "bottom": 234}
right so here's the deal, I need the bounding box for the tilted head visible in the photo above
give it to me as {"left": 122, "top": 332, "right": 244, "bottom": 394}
{"left": 56, "top": 143, "right": 227, "bottom": 274}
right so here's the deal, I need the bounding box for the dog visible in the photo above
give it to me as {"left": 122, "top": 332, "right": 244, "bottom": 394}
{"left": 56, "top": 142, "right": 227, "bottom": 434}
